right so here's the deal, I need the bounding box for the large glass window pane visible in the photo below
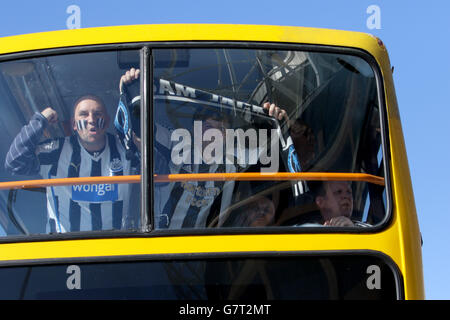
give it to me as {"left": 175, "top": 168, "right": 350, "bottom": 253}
{"left": 0, "top": 255, "right": 399, "bottom": 299}
{"left": 153, "top": 48, "right": 385, "bottom": 230}
{"left": 0, "top": 50, "right": 141, "bottom": 235}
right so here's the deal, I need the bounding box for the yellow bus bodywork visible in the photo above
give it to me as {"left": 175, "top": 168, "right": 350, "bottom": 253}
{"left": 0, "top": 24, "right": 424, "bottom": 299}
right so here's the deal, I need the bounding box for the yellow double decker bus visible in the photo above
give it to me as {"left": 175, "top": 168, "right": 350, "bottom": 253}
{"left": 0, "top": 24, "right": 423, "bottom": 301}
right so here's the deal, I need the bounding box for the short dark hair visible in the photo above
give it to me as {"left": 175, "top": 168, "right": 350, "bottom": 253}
{"left": 309, "top": 180, "right": 353, "bottom": 200}
{"left": 72, "top": 94, "right": 107, "bottom": 117}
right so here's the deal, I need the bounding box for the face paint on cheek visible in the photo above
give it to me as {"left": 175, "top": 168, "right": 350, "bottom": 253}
{"left": 97, "top": 118, "right": 105, "bottom": 129}
{"left": 77, "top": 119, "right": 88, "bottom": 131}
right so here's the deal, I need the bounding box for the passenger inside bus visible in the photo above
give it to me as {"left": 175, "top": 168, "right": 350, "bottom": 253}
{"left": 312, "top": 181, "right": 353, "bottom": 226}
{"left": 3, "top": 74, "right": 141, "bottom": 233}
{"left": 305, "top": 180, "right": 362, "bottom": 227}
{"left": 219, "top": 178, "right": 280, "bottom": 228}
{"left": 155, "top": 103, "right": 287, "bottom": 229}
{"left": 155, "top": 106, "right": 235, "bottom": 228}
{"left": 259, "top": 111, "right": 369, "bottom": 228}
{"left": 238, "top": 195, "right": 276, "bottom": 227}
{"left": 149, "top": 78, "right": 290, "bottom": 228}
{"left": 205, "top": 103, "right": 325, "bottom": 229}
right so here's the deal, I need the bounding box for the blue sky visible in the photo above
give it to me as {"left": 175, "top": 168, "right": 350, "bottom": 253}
{"left": 0, "top": 0, "right": 448, "bottom": 299}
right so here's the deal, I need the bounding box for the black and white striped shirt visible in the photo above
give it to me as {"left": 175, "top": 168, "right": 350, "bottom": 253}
{"left": 154, "top": 123, "right": 236, "bottom": 229}
{"left": 5, "top": 112, "right": 138, "bottom": 233}
{"left": 155, "top": 162, "right": 236, "bottom": 229}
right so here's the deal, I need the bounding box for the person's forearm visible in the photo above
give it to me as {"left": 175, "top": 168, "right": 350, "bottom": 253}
{"left": 4, "top": 112, "right": 48, "bottom": 175}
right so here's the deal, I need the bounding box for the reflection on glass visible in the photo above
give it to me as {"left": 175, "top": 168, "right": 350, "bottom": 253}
{"left": 153, "top": 49, "right": 385, "bottom": 230}
{"left": 0, "top": 51, "right": 141, "bottom": 235}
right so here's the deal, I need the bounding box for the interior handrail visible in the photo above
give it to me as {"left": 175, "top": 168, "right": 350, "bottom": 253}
{"left": 0, "top": 172, "right": 385, "bottom": 190}
{"left": 155, "top": 172, "right": 385, "bottom": 185}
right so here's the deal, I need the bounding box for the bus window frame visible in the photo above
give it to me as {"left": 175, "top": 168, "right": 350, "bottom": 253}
{"left": 0, "top": 44, "right": 149, "bottom": 243}
{"left": 0, "top": 41, "right": 392, "bottom": 243}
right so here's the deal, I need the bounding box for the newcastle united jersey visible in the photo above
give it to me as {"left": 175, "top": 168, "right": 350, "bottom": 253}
{"left": 5, "top": 112, "right": 138, "bottom": 233}
{"left": 154, "top": 123, "right": 236, "bottom": 229}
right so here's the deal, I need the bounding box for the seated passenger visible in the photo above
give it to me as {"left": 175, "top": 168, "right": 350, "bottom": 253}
{"left": 232, "top": 195, "right": 276, "bottom": 227}
{"left": 4, "top": 93, "right": 140, "bottom": 233}
{"left": 309, "top": 180, "right": 357, "bottom": 227}
{"left": 217, "top": 178, "right": 279, "bottom": 228}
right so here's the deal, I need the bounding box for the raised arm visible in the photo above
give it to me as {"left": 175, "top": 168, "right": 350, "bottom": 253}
{"left": 4, "top": 108, "right": 58, "bottom": 176}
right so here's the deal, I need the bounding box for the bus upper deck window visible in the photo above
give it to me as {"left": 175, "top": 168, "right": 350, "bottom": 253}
{"left": 152, "top": 48, "right": 386, "bottom": 231}
{"left": 0, "top": 50, "right": 142, "bottom": 237}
